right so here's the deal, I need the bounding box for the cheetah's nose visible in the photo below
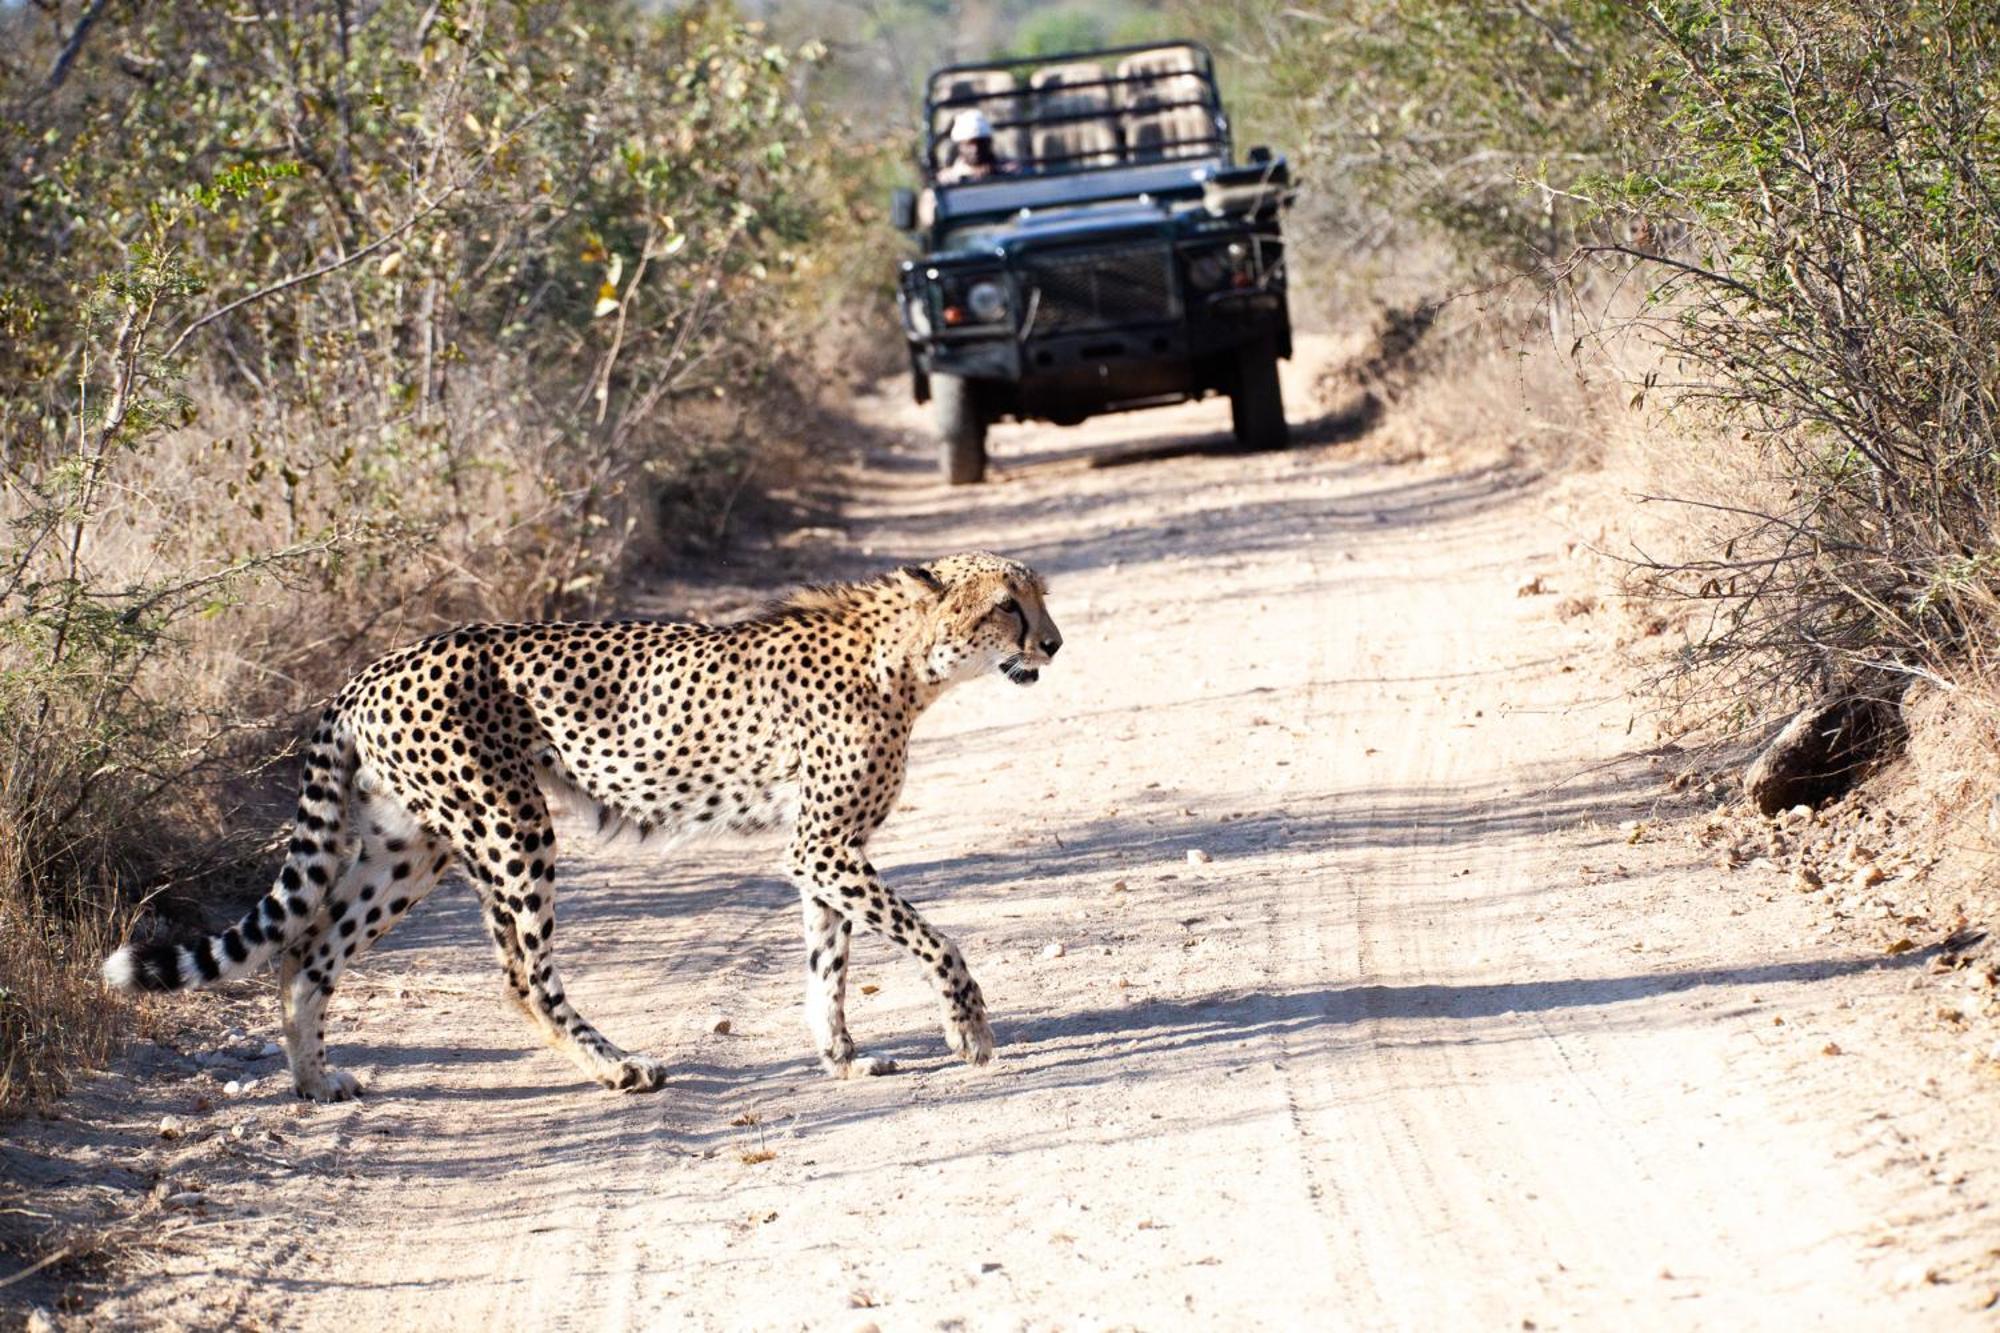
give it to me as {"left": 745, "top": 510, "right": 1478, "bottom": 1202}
{"left": 1040, "top": 636, "right": 1062, "bottom": 659}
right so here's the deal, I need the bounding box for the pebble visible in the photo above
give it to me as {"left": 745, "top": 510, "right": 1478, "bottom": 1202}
{"left": 158, "top": 1114, "right": 185, "bottom": 1139}
{"left": 164, "top": 1191, "right": 206, "bottom": 1209}
{"left": 224, "top": 1079, "right": 245, "bottom": 1096}
{"left": 710, "top": 1016, "right": 732, "bottom": 1035}
{"left": 1040, "top": 942, "right": 1067, "bottom": 960}
{"left": 1893, "top": 1261, "right": 1939, "bottom": 1290}
{"left": 1186, "top": 849, "right": 1213, "bottom": 865}
{"left": 259, "top": 1040, "right": 283, "bottom": 1058}
{"left": 26, "top": 1309, "right": 54, "bottom": 1333}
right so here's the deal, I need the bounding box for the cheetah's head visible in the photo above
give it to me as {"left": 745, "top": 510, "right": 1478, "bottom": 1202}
{"left": 907, "top": 552, "right": 1062, "bottom": 688}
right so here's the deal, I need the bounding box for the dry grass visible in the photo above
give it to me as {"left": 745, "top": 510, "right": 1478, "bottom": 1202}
{"left": 0, "top": 818, "right": 131, "bottom": 1113}
{"left": 1316, "top": 282, "right": 1625, "bottom": 475}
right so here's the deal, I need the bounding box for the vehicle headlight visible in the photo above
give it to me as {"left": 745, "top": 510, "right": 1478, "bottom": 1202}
{"left": 967, "top": 280, "right": 1008, "bottom": 322}
{"left": 1188, "top": 243, "right": 1256, "bottom": 293}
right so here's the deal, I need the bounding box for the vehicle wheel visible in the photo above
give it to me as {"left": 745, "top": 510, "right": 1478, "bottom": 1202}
{"left": 1230, "top": 336, "right": 1290, "bottom": 451}
{"left": 935, "top": 374, "right": 987, "bottom": 485}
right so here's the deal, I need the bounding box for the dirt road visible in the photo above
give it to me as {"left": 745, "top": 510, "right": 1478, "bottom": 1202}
{"left": 38, "top": 340, "right": 1998, "bottom": 1328}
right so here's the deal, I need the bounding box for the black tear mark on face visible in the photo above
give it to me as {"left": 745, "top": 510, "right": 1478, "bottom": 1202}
{"left": 996, "top": 596, "right": 1029, "bottom": 647}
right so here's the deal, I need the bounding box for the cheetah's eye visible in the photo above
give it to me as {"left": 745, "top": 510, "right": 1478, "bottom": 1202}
{"left": 997, "top": 597, "right": 1018, "bottom": 615}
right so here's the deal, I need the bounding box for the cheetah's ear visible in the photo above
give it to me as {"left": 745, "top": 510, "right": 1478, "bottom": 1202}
{"left": 897, "top": 564, "right": 946, "bottom": 598}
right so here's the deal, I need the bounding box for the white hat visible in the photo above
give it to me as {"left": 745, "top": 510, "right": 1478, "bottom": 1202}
{"left": 949, "top": 109, "right": 994, "bottom": 143}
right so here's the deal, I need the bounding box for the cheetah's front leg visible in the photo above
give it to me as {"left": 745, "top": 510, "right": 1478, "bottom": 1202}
{"left": 800, "top": 896, "right": 896, "bottom": 1077}
{"left": 787, "top": 840, "right": 994, "bottom": 1071}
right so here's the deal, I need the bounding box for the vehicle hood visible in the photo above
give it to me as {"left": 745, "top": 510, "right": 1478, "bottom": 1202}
{"left": 995, "top": 202, "right": 1172, "bottom": 247}
{"left": 932, "top": 201, "right": 1180, "bottom": 261}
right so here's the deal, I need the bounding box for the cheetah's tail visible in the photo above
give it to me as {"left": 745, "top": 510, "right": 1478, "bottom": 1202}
{"left": 103, "top": 711, "right": 357, "bottom": 993}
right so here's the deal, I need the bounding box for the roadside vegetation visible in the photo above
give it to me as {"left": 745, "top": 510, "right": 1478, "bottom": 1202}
{"left": 1207, "top": 2, "right": 2000, "bottom": 738}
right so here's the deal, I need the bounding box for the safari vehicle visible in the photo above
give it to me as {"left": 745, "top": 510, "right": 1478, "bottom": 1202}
{"left": 891, "top": 41, "right": 1294, "bottom": 484}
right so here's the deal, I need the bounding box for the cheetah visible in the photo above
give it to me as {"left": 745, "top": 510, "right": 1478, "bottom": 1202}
{"left": 103, "top": 552, "right": 1063, "bottom": 1101}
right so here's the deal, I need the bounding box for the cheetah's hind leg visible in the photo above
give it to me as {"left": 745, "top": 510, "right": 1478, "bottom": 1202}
{"left": 455, "top": 765, "right": 669, "bottom": 1095}
{"left": 281, "top": 785, "right": 452, "bottom": 1102}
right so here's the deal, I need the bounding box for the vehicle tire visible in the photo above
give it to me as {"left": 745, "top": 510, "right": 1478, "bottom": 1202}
{"left": 1230, "top": 336, "right": 1290, "bottom": 451}
{"left": 934, "top": 374, "right": 988, "bottom": 485}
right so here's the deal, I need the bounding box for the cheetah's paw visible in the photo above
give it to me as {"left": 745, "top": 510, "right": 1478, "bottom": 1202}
{"left": 942, "top": 1008, "right": 995, "bottom": 1067}
{"left": 295, "top": 1068, "right": 364, "bottom": 1102}
{"left": 820, "top": 1034, "right": 898, "bottom": 1078}
{"left": 604, "top": 1055, "right": 670, "bottom": 1093}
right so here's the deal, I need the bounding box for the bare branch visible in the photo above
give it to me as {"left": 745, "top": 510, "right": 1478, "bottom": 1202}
{"left": 39, "top": 0, "right": 109, "bottom": 97}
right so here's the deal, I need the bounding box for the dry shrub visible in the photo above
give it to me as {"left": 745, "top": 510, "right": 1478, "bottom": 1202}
{"left": 1581, "top": 5, "right": 2000, "bottom": 714}
{"left": 1321, "top": 282, "right": 1619, "bottom": 474}
{"left": 0, "top": 803, "right": 130, "bottom": 1111}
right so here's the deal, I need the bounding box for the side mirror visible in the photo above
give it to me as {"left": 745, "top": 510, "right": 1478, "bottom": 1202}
{"left": 1246, "top": 145, "right": 1273, "bottom": 165}
{"left": 889, "top": 187, "right": 917, "bottom": 232}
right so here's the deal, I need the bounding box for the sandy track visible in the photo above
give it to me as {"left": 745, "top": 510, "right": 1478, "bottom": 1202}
{"left": 39, "top": 340, "right": 1997, "bottom": 1329}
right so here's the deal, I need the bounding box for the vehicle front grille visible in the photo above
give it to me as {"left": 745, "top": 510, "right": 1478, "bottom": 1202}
{"left": 1022, "top": 247, "right": 1178, "bottom": 335}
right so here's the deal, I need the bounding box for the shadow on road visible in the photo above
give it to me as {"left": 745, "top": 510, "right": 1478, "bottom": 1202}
{"left": 1009, "top": 948, "right": 1941, "bottom": 1053}
{"left": 845, "top": 386, "right": 1381, "bottom": 479}
{"left": 834, "top": 461, "right": 1541, "bottom": 587}
{"left": 1024, "top": 392, "right": 1383, "bottom": 473}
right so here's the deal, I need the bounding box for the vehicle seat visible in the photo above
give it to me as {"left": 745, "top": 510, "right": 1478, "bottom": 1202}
{"left": 1028, "top": 62, "right": 1118, "bottom": 169}
{"left": 929, "top": 70, "right": 1026, "bottom": 170}
{"left": 1116, "top": 49, "right": 1215, "bottom": 161}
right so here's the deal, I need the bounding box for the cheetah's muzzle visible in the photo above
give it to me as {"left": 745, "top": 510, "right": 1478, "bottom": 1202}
{"left": 1001, "top": 657, "right": 1040, "bottom": 685}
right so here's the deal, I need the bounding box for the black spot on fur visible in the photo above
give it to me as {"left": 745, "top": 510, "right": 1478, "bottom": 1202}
{"left": 129, "top": 942, "right": 184, "bottom": 991}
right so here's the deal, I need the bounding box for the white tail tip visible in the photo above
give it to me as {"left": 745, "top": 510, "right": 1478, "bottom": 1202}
{"left": 101, "top": 946, "right": 138, "bottom": 991}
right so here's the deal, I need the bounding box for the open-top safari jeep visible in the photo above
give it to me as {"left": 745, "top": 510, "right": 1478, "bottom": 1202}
{"left": 891, "top": 41, "right": 1294, "bottom": 483}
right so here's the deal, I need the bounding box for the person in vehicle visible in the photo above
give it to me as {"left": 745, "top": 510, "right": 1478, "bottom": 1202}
{"left": 938, "top": 110, "right": 1013, "bottom": 183}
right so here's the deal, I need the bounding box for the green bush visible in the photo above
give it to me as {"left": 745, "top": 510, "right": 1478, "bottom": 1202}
{"left": 1191, "top": 1, "right": 1649, "bottom": 290}
{"left": 1217, "top": 1, "right": 2000, "bottom": 705}
{"left": 1599, "top": 4, "right": 2000, "bottom": 699}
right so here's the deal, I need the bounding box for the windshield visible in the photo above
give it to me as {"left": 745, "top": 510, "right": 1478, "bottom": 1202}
{"left": 925, "top": 42, "right": 1228, "bottom": 184}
